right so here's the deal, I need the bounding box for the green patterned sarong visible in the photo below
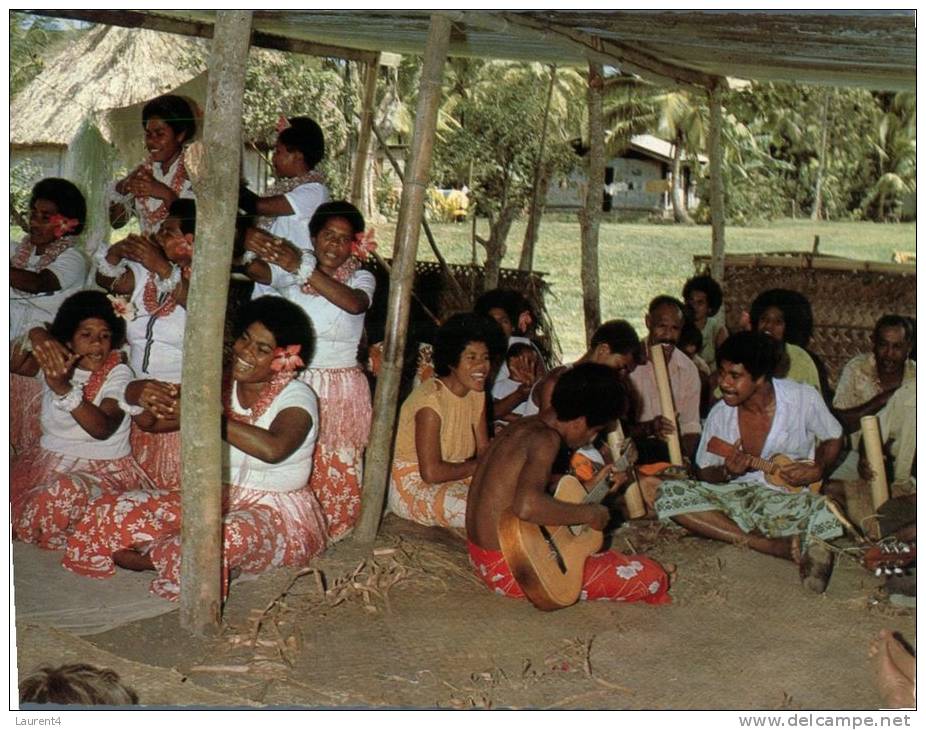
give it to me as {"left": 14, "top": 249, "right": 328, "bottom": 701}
{"left": 655, "top": 479, "right": 843, "bottom": 550}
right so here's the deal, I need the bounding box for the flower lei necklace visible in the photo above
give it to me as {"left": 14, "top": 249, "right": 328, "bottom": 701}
{"left": 255, "top": 170, "right": 326, "bottom": 231}
{"left": 142, "top": 272, "right": 180, "bottom": 317}
{"left": 11, "top": 235, "right": 76, "bottom": 271}
{"left": 222, "top": 370, "right": 296, "bottom": 425}
{"left": 138, "top": 150, "right": 189, "bottom": 232}
{"left": 80, "top": 351, "right": 123, "bottom": 403}
{"left": 300, "top": 228, "right": 376, "bottom": 296}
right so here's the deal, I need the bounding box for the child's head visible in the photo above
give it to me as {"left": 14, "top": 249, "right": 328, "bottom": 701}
{"left": 474, "top": 289, "right": 521, "bottom": 338}
{"left": 158, "top": 198, "right": 197, "bottom": 266}
{"left": 142, "top": 95, "right": 196, "bottom": 164}
{"left": 19, "top": 664, "right": 138, "bottom": 706}
{"left": 49, "top": 291, "right": 126, "bottom": 370}
{"left": 682, "top": 274, "right": 724, "bottom": 321}
{"left": 505, "top": 342, "right": 537, "bottom": 382}
{"left": 274, "top": 116, "right": 325, "bottom": 176}
{"left": 678, "top": 319, "right": 704, "bottom": 360}
{"left": 551, "top": 362, "right": 625, "bottom": 448}
{"left": 29, "top": 178, "right": 86, "bottom": 243}
{"left": 433, "top": 313, "right": 506, "bottom": 390}
{"left": 589, "top": 319, "right": 640, "bottom": 375}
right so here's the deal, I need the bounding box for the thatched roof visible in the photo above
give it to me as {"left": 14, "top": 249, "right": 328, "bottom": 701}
{"left": 10, "top": 25, "right": 207, "bottom": 147}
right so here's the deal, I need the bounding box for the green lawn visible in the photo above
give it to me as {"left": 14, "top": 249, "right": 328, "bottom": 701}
{"left": 374, "top": 218, "right": 916, "bottom": 361}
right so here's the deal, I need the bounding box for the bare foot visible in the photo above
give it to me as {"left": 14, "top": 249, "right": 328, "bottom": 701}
{"left": 869, "top": 629, "right": 916, "bottom": 708}
{"left": 112, "top": 548, "right": 155, "bottom": 572}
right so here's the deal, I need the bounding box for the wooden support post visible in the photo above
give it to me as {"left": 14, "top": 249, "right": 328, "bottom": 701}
{"left": 351, "top": 53, "right": 381, "bottom": 215}
{"left": 708, "top": 80, "right": 727, "bottom": 283}
{"left": 578, "top": 61, "right": 604, "bottom": 346}
{"left": 179, "top": 9, "right": 252, "bottom": 637}
{"left": 353, "top": 15, "right": 451, "bottom": 544}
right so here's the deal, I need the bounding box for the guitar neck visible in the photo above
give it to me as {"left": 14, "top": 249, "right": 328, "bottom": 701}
{"left": 741, "top": 452, "right": 777, "bottom": 476}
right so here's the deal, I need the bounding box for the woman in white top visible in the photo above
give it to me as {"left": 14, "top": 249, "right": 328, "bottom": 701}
{"left": 10, "top": 178, "right": 90, "bottom": 455}
{"left": 245, "top": 201, "right": 376, "bottom": 540}
{"left": 93, "top": 198, "right": 197, "bottom": 491}
{"left": 64, "top": 297, "right": 328, "bottom": 601}
{"left": 107, "top": 95, "right": 196, "bottom": 235}
{"left": 11, "top": 291, "right": 153, "bottom": 550}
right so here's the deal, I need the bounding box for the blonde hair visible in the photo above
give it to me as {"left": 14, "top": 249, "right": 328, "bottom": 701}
{"left": 19, "top": 664, "right": 138, "bottom": 705}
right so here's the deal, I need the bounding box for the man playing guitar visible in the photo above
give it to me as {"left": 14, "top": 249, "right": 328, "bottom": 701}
{"left": 640, "top": 331, "right": 844, "bottom": 593}
{"left": 465, "top": 363, "right": 670, "bottom": 608}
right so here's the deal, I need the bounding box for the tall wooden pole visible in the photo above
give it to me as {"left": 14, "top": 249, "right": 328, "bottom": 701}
{"left": 579, "top": 62, "right": 605, "bottom": 346}
{"left": 708, "top": 80, "right": 727, "bottom": 283}
{"left": 179, "top": 9, "right": 252, "bottom": 636}
{"left": 354, "top": 15, "right": 451, "bottom": 543}
{"left": 350, "top": 53, "right": 381, "bottom": 215}
{"left": 519, "top": 64, "right": 557, "bottom": 272}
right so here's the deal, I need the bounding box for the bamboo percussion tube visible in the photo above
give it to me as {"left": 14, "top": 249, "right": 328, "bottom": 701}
{"left": 649, "top": 343, "right": 683, "bottom": 465}
{"left": 860, "top": 415, "right": 890, "bottom": 511}
{"left": 607, "top": 428, "right": 645, "bottom": 519}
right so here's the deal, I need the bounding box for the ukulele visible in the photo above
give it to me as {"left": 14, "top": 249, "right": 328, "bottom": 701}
{"left": 497, "top": 467, "right": 615, "bottom": 611}
{"left": 705, "top": 436, "right": 823, "bottom": 493}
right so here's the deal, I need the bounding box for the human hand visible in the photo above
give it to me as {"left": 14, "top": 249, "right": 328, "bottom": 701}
{"left": 121, "top": 235, "right": 172, "bottom": 278}
{"left": 778, "top": 460, "right": 824, "bottom": 488}
{"left": 586, "top": 504, "right": 611, "bottom": 532}
{"left": 138, "top": 380, "right": 181, "bottom": 420}
{"left": 125, "top": 168, "right": 174, "bottom": 201}
{"left": 651, "top": 415, "right": 676, "bottom": 439}
{"left": 116, "top": 165, "right": 146, "bottom": 195}
{"left": 35, "top": 346, "right": 80, "bottom": 395}
{"left": 244, "top": 228, "right": 301, "bottom": 273}
{"left": 724, "top": 439, "right": 751, "bottom": 477}
{"left": 509, "top": 350, "right": 542, "bottom": 387}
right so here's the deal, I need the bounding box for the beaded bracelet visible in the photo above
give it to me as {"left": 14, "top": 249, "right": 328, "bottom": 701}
{"left": 94, "top": 246, "right": 129, "bottom": 279}
{"left": 154, "top": 264, "right": 182, "bottom": 296}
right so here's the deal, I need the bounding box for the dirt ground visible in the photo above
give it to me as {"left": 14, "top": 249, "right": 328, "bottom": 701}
{"left": 16, "top": 515, "right": 915, "bottom": 710}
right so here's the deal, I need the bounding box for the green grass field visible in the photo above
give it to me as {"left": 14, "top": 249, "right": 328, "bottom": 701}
{"left": 16, "top": 217, "right": 912, "bottom": 362}
{"left": 374, "top": 218, "right": 916, "bottom": 361}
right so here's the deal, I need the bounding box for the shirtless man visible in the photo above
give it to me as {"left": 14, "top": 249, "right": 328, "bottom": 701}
{"left": 465, "top": 362, "right": 670, "bottom": 605}
{"left": 642, "top": 331, "right": 844, "bottom": 593}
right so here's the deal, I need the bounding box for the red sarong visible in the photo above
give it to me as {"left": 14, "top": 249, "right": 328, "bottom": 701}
{"left": 467, "top": 541, "right": 671, "bottom": 604}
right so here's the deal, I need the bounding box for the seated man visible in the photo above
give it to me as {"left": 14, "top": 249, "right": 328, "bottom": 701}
{"left": 831, "top": 315, "right": 915, "bottom": 483}
{"left": 641, "top": 331, "right": 844, "bottom": 593}
{"left": 628, "top": 296, "right": 701, "bottom": 465}
{"left": 465, "top": 362, "right": 670, "bottom": 605}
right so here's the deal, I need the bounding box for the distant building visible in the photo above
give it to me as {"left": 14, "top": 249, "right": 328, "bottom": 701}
{"left": 546, "top": 134, "right": 708, "bottom": 217}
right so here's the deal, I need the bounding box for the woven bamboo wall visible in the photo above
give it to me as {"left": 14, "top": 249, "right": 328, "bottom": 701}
{"left": 363, "top": 259, "right": 559, "bottom": 364}
{"left": 694, "top": 253, "right": 917, "bottom": 388}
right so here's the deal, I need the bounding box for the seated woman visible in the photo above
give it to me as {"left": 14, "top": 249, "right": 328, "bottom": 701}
{"left": 749, "top": 289, "right": 823, "bottom": 395}
{"left": 10, "top": 178, "right": 89, "bottom": 455}
{"left": 387, "top": 313, "right": 504, "bottom": 528}
{"left": 239, "top": 201, "right": 376, "bottom": 540}
{"left": 10, "top": 291, "right": 152, "bottom": 549}
{"left": 93, "top": 198, "right": 196, "bottom": 491}
{"left": 63, "top": 296, "right": 328, "bottom": 601}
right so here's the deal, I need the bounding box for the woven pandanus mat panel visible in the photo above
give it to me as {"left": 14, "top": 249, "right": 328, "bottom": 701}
{"left": 363, "top": 259, "right": 558, "bottom": 365}
{"left": 694, "top": 254, "right": 916, "bottom": 389}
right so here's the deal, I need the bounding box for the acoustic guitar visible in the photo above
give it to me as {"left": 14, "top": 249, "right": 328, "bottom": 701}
{"left": 497, "top": 468, "right": 615, "bottom": 611}
{"left": 705, "top": 436, "right": 823, "bottom": 493}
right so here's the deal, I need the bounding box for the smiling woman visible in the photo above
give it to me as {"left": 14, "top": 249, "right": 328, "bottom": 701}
{"left": 387, "top": 313, "right": 506, "bottom": 528}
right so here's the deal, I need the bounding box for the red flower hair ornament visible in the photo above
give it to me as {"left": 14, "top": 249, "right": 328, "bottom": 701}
{"left": 49, "top": 214, "right": 80, "bottom": 239}
{"left": 350, "top": 228, "right": 378, "bottom": 262}
{"left": 271, "top": 344, "right": 304, "bottom": 373}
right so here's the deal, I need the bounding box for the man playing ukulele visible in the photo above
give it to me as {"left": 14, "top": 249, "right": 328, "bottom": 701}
{"left": 465, "top": 362, "right": 671, "bottom": 606}
{"left": 641, "top": 331, "right": 844, "bottom": 593}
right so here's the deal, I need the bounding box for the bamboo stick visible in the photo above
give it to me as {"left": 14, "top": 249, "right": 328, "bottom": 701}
{"left": 179, "top": 9, "right": 252, "bottom": 637}
{"left": 649, "top": 343, "right": 683, "bottom": 465}
{"left": 861, "top": 415, "right": 890, "bottom": 513}
{"left": 350, "top": 54, "right": 381, "bottom": 212}
{"left": 354, "top": 14, "right": 452, "bottom": 544}
{"left": 708, "top": 80, "right": 727, "bottom": 283}
{"left": 607, "top": 428, "right": 645, "bottom": 519}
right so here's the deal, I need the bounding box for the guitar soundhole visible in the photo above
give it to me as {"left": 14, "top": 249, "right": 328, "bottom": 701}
{"left": 539, "top": 525, "right": 567, "bottom": 574}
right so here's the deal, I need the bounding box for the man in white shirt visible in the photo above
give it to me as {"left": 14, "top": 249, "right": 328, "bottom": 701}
{"left": 642, "top": 331, "right": 844, "bottom": 593}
